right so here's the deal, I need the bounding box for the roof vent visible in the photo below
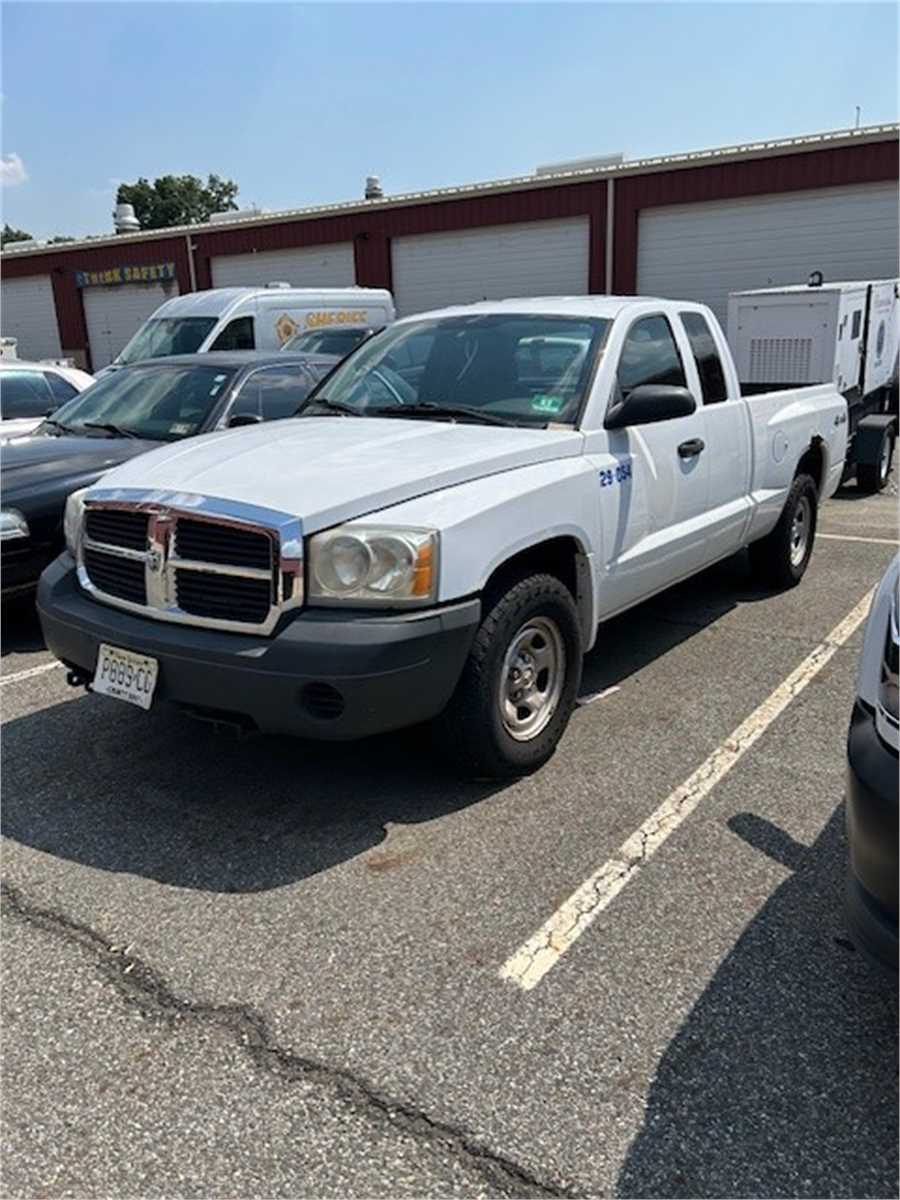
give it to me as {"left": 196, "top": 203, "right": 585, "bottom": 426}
{"left": 3, "top": 238, "right": 41, "bottom": 252}
{"left": 365, "top": 175, "right": 383, "bottom": 200}
{"left": 208, "top": 207, "right": 264, "bottom": 225}
{"left": 113, "top": 202, "right": 140, "bottom": 234}
{"left": 534, "top": 152, "right": 624, "bottom": 176}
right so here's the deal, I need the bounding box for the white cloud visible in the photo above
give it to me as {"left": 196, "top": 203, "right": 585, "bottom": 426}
{"left": 0, "top": 153, "right": 27, "bottom": 187}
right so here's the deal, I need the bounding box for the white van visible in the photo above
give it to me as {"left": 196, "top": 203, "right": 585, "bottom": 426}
{"left": 104, "top": 285, "right": 395, "bottom": 373}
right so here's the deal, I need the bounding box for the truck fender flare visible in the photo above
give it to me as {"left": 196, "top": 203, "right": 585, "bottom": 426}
{"left": 477, "top": 531, "right": 598, "bottom": 651}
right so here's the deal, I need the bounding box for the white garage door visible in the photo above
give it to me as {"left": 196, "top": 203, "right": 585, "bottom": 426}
{"left": 211, "top": 244, "right": 356, "bottom": 288}
{"left": 391, "top": 218, "right": 590, "bottom": 317}
{"left": 84, "top": 280, "right": 179, "bottom": 369}
{"left": 0, "top": 274, "right": 62, "bottom": 361}
{"left": 637, "top": 182, "right": 900, "bottom": 326}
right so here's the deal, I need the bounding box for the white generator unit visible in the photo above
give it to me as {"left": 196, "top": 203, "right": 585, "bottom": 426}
{"left": 728, "top": 276, "right": 899, "bottom": 492}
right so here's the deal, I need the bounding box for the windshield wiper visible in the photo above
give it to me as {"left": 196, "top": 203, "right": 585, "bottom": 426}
{"left": 41, "top": 418, "right": 78, "bottom": 435}
{"left": 299, "top": 396, "right": 364, "bottom": 418}
{"left": 82, "top": 421, "right": 142, "bottom": 439}
{"left": 367, "top": 402, "right": 518, "bottom": 427}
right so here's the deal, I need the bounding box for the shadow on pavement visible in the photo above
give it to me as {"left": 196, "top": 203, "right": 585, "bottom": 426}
{"left": 1, "top": 551, "right": 784, "bottom": 896}
{"left": 616, "top": 807, "right": 898, "bottom": 1199}
{"left": 1, "top": 594, "right": 46, "bottom": 658}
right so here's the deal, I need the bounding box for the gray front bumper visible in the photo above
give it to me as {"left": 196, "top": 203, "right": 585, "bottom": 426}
{"left": 38, "top": 554, "right": 480, "bottom": 740}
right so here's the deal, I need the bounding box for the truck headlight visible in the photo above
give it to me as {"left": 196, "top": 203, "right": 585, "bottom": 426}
{"left": 0, "top": 509, "right": 29, "bottom": 542}
{"left": 308, "top": 526, "right": 438, "bottom": 606}
{"left": 64, "top": 488, "right": 89, "bottom": 558}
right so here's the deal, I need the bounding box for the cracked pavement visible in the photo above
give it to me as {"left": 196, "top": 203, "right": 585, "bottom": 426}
{"left": 2, "top": 483, "right": 898, "bottom": 1198}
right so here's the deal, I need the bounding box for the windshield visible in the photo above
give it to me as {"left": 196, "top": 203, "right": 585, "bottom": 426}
{"left": 283, "top": 328, "right": 371, "bottom": 355}
{"left": 303, "top": 314, "right": 609, "bottom": 427}
{"left": 116, "top": 317, "right": 218, "bottom": 365}
{"left": 47, "top": 364, "right": 238, "bottom": 441}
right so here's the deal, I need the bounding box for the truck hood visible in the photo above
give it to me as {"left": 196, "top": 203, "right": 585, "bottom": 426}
{"left": 95, "top": 417, "right": 584, "bottom": 532}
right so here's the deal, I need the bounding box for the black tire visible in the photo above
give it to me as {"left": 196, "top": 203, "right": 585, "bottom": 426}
{"left": 748, "top": 473, "right": 818, "bottom": 589}
{"left": 435, "top": 572, "right": 582, "bottom": 779}
{"left": 857, "top": 428, "right": 895, "bottom": 493}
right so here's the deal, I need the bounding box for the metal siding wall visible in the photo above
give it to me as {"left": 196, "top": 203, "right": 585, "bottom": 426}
{"left": 637, "top": 182, "right": 900, "bottom": 324}
{"left": 0, "top": 135, "right": 894, "bottom": 361}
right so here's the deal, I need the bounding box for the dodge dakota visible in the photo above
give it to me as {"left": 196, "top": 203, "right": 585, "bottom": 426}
{"left": 38, "top": 296, "right": 848, "bottom": 777}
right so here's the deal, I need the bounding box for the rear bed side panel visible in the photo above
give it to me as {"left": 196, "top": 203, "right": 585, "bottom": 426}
{"left": 743, "top": 383, "right": 848, "bottom": 542}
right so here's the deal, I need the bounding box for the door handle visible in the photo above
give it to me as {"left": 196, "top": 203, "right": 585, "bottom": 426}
{"left": 677, "top": 438, "right": 705, "bottom": 459}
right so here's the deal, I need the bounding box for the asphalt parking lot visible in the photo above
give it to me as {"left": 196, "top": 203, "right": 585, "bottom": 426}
{"left": 2, "top": 480, "right": 898, "bottom": 1199}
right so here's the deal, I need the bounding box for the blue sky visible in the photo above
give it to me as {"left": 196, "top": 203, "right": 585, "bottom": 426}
{"left": 2, "top": 2, "right": 897, "bottom": 239}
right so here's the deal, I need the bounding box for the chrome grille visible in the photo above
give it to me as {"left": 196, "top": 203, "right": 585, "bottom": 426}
{"left": 83, "top": 547, "right": 147, "bottom": 605}
{"left": 174, "top": 518, "right": 272, "bottom": 570}
{"left": 175, "top": 568, "right": 272, "bottom": 624}
{"left": 77, "top": 489, "right": 304, "bottom": 635}
{"left": 84, "top": 509, "right": 149, "bottom": 550}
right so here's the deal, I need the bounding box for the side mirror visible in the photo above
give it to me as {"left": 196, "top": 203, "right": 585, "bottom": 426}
{"left": 226, "top": 412, "right": 263, "bottom": 429}
{"left": 605, "top": 384, "right": 696, "bottom": 430}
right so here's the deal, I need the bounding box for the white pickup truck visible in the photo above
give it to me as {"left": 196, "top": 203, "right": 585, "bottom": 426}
{"left": 39, "top": 297, "right": 848, "bottom": 777}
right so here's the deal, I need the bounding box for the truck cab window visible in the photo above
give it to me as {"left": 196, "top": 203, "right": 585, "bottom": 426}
{"left": 617, "top": 316, "right": 686, "bottom": 397}
{"left": 680, "top": 311, "right": 728, "bottom": 404}
{"left": 210, "top": 317, "right": 255, "bottom": 351}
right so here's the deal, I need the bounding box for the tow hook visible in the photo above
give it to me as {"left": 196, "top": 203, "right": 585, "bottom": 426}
{"left": 65, "top": 668, "right": 93, "bottom": 693}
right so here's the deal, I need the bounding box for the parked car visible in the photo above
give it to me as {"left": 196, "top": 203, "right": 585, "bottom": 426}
{"left": 1, "top": 352, "right": 330, "bottom": 599}
{"left": 39, "top": 296, "right": 847, "bottom": 776}
{"left": 97, "top": 286, "right": 395, "bottom": 375}
{"left": 0, "top": 359, "right": 94, "bottom": 440}
{"left": 281, "top": 326, "right": 380, "bottom": 357}
{"left": 845, "top": 553, "right": 898, "bottom": 970}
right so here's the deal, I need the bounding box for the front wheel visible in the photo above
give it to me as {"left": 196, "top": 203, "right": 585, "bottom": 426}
{"left": 435, "top": 572, "right": 582, "bottom": 779}
{"left": 748, "top": 473, "right": 818, "bottom": 589}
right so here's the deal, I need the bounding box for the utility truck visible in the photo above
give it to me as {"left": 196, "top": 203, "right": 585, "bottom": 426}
{"left": 40, "top": 296, "right": 847, "bottom": 777}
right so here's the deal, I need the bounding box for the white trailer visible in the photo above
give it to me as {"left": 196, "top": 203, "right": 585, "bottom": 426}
{"left": 728, "top": 276, "right": 899, "bottom": 492}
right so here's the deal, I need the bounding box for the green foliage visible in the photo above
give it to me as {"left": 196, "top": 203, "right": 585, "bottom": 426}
{"left": 116, "top": 174, "right": 240, "bottom": 230}
{"left": 1, "top": 223, "right": 33, "bottom": 245}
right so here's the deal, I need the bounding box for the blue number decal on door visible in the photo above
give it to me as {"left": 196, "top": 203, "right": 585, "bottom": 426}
{"left": 599, "top": 459, "right": 633, "bottom": 487}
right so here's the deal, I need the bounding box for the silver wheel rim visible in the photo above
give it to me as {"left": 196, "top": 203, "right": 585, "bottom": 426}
{"left": 790, "top": 495, "right": 812, "bottom": 567}
{"left": 880, "top": 436, "right": 892, "bottom": 482}
{"left": 499, "top": 615, "right": 566, "bottom": 742}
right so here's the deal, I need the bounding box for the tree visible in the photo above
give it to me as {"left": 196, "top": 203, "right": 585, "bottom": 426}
{"left": 116, "top": 174, "right": 239, "bottom": 230}
{"left": 1, "top": 222, "right": 33, "bottom": 246}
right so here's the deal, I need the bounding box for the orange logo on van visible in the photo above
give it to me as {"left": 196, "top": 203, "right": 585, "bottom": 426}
{"left": 275, "top": 314, "right": 298, "bottom": 345}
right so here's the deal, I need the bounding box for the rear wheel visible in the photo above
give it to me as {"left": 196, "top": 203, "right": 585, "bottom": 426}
{"left": 748, "top": 473, "right": 818, "bottom": 589}
{"left": 435, "top": 572, "right": 582, "bottom": 779}
{"left": 857, "top": 428, "right": 895, "bottom": 493}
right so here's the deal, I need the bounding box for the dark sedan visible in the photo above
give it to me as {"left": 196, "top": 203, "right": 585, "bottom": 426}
{"left": 0, "top": 351, "right": 336, "bottom": 598}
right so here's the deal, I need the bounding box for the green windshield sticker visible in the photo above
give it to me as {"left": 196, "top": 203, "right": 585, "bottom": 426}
{"left": 531, "top": 394, "right": 564, "bottom": 414}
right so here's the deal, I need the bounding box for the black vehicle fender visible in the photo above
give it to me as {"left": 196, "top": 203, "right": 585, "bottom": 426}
{"left": 854, "top": 413, "right": 897, "bottom": 467}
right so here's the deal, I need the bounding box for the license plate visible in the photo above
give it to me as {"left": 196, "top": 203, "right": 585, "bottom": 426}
{"left": 94, "top": 644, "right": 158, "bottom": 711}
